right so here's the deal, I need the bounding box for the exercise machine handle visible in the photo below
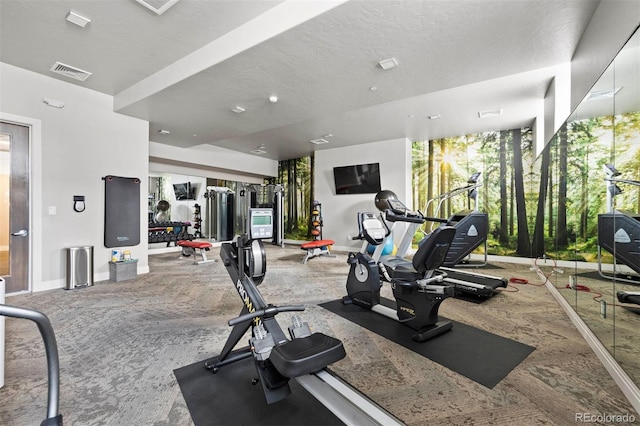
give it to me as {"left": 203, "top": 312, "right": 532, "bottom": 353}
{"left": 422, "top": 216, "right": 449, "bottom": 223}
{"left": 228, "top": 304, "right": 306, "bottom": 326}
{"left": 0, "top": 304, "right": 63, "bottom": 425}
{"left": 384, "top": 209, "right": 425, "bottom": 224}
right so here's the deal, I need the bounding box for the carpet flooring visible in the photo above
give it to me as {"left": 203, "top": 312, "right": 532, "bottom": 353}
{"left": 1, "top": 244, "right": 639, "bottom": 425}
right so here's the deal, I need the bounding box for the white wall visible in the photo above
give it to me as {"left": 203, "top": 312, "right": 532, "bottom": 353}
{"left": 149, "top": 141, "right": 278, "bottom": 179}
{"left": 315, "top": 138, "right": 412, "bottom": 252}
{"left": 1, "top": 63, "right": 149, "bottom": 291}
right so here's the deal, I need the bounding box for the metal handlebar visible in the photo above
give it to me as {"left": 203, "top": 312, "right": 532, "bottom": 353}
{"left": 228, "top": 304, "right": 306, "bottom": 326}
{"left": 0, "top": 304, "right": 62, "bottom": 424}
{"left": 606, "top": 177, "right": 640, "bottom": 187}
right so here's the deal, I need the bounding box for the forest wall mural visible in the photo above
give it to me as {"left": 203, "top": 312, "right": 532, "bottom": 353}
{"left": 277, "top": 111, "right": 639, "bottom": 266}
{"left": 277, "top": 155, "right": 314, "bottom": 240}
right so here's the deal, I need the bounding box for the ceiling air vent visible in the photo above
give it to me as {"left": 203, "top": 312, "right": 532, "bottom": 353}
{"left": 478, "top": 108, "right": 503, "bottom": 119}
{"left": 135, "top": 0, "right": 180, "bottom": 15}
{"left": 50, "top": 62, "right": 92, "bottom": 81}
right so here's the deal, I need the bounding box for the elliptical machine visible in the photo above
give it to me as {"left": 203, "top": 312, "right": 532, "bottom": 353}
{"left": 424, "top": 173, "right": 507, "bottom": 298}
{"left": 343, "top": 193, "right": 457, "bottom": 342}
{"left": 597, "top": 164, "right": 640, "bottom": 283}
{"left": 205, "top": 208, "right": 346, "bottom": 404}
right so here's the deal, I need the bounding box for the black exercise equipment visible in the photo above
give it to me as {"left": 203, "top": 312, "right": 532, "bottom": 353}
{"left": 425, "top": 172, "right": 488, "bottom": 266}
{"left": 205, "top": 208, "right": 346, "bottom": 404}
{"left": 617, "top": 291, "right": 640, "bottom": 306}
{"left": 424, "top": 174, "right": 507, "bottom": 298}
{"left": 0, "top": 303, "right": 63, "bottom": 426}
{"left": 598, "top": 164, "right": 640, "bottom": 284}
{"left": 344, "top": 209, "right": 456, "bottom": 342}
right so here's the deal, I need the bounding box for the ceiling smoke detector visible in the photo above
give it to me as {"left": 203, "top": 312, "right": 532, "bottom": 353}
{"left": 134, "top": 0, "right": 180, "bottom": 15}
{"left": 50, "top": 62, "right": 92, "bottom": 81}
{"left": 478, "top": 108, "right": 503, "bottom": 119}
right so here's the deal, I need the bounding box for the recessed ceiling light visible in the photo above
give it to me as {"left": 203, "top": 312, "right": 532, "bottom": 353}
{"left": 157, "top": 129, "right": 170, "bottom": 135}
{"left": 250, "top": 145, "right": 267, "bottom": 155}
{"left": 369, "top": 86, "right": 378, "bottom": 91}
{"left": 407, "top": 114, "right": 415, "bottom": 119}
{"left": 231, "top": 106, "right": 246, "bottom": 113}
{"left": 269, "top": 95, "right": 278, "bottom": 103}
{"left": 427, "top": 114, "right": 441, "bottom": 120}
{"left": 66, "top": 10, "right": 91, "bottom": 28}
{"left": 378, "top": 57, "right": 398, "bottom": 70}
{"left": 310, "top": 138, "right": 330, "bottom": 145}
{"left": 478, "top": 108, "right": 503, "bottom": 119}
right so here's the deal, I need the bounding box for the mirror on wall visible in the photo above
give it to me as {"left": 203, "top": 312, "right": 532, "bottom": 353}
{"left": 148, "top": 173, "right": 237, "bottom": 248}
{"left": 148, "top": 173, "right": 283, "bottom": 249}
{"left": 544, "top": 27, "right": 640, "bottom": 387}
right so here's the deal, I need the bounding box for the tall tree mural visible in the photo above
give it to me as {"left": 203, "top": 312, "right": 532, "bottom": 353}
{"left": 278, "top": 156, "right": 312, "bottom": 240}
{"left": 512, "top": 128, "right": 531, "bottom": 256}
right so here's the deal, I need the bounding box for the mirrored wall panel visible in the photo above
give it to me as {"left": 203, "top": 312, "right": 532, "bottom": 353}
{"left": 543, "top": 28, "right": 640, "bottom": 386}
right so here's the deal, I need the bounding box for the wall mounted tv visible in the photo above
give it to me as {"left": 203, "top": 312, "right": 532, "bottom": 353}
{"left": 173, "top": 182, "right": 197, "bottom": 200}
{"left": 333, "top": 163, "right": 382, "bottom": 195}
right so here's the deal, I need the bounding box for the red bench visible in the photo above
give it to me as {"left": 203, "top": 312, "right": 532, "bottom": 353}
{"left": 300, "top": 239, "right": 336, "bottom": 264}
{"left": 177, "top": 240, "right": 215, "bottom": 264}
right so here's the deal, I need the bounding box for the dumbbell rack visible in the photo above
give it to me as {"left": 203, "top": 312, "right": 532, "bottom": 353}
{"left": 309, "top": 201, "right": 324, "bottom": 240}
{"left": 148, "top": 221, "right": 195, "bottom": 246}
{"left": 192, "top": 204, "right": 203, "bottom": 238}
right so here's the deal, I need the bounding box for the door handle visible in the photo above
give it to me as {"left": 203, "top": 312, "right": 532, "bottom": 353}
{"left": 11, "top": 229, "right": 28, "bottom": 237}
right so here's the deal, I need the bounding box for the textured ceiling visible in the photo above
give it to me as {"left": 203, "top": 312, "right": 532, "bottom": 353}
{"left": 0, "top": 0, "right": 605, "bottom": 160}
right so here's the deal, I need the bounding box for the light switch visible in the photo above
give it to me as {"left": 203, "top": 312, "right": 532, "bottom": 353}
{"left": 48, "top": 206, "right": 56, "bottom": 215}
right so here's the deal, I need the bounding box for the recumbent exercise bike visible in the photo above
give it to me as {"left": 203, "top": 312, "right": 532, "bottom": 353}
{"left": 343, "top": 203, "right": 457, "bottom": 342}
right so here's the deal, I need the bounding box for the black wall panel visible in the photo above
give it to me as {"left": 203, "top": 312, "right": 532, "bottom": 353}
{"left": 104, "top": 175, "right": 140, "bottom": 248}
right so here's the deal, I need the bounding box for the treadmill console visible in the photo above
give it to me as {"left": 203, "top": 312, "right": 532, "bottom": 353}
{"left": 248, "top": 208, "right": 273, "bottom": 240}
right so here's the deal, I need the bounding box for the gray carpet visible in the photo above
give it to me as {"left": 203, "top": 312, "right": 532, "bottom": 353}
{"left": 1, "top": 244, "right": 638, "bottom": 425}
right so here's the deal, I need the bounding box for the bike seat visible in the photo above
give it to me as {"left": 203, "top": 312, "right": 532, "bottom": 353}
{"left": 380, "top": 256, "right": 423, "bottom": 281}
{"left": 269, "top": 332, "right": 346, "bottom": 378}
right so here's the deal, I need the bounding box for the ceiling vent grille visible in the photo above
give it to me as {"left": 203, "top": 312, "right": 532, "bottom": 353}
{"left": 310, "top": 138, "right": 330, "bottom": 145}
{"left": 135, "top": 0, "right": 180, "bottom": 15}
{"left": 50, "top": 62, "right": 92, "bottom": 81}
{"left": 478, "top": 108, "right": 503, "bottom": 119}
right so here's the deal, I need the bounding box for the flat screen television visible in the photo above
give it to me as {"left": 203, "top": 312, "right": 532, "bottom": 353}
{"left": 333, "top": 163, "right": 382, "bottom": 195}
{"left": 173, "top": 182, "right": 197, "bottom": 200}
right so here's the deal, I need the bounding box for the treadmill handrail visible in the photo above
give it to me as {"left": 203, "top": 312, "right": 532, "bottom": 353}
{"left": 0, "top": 304, "right": 62, "bottom": 423}
{"left": 606, "top": 177, "right": 640, "bottom": 187}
